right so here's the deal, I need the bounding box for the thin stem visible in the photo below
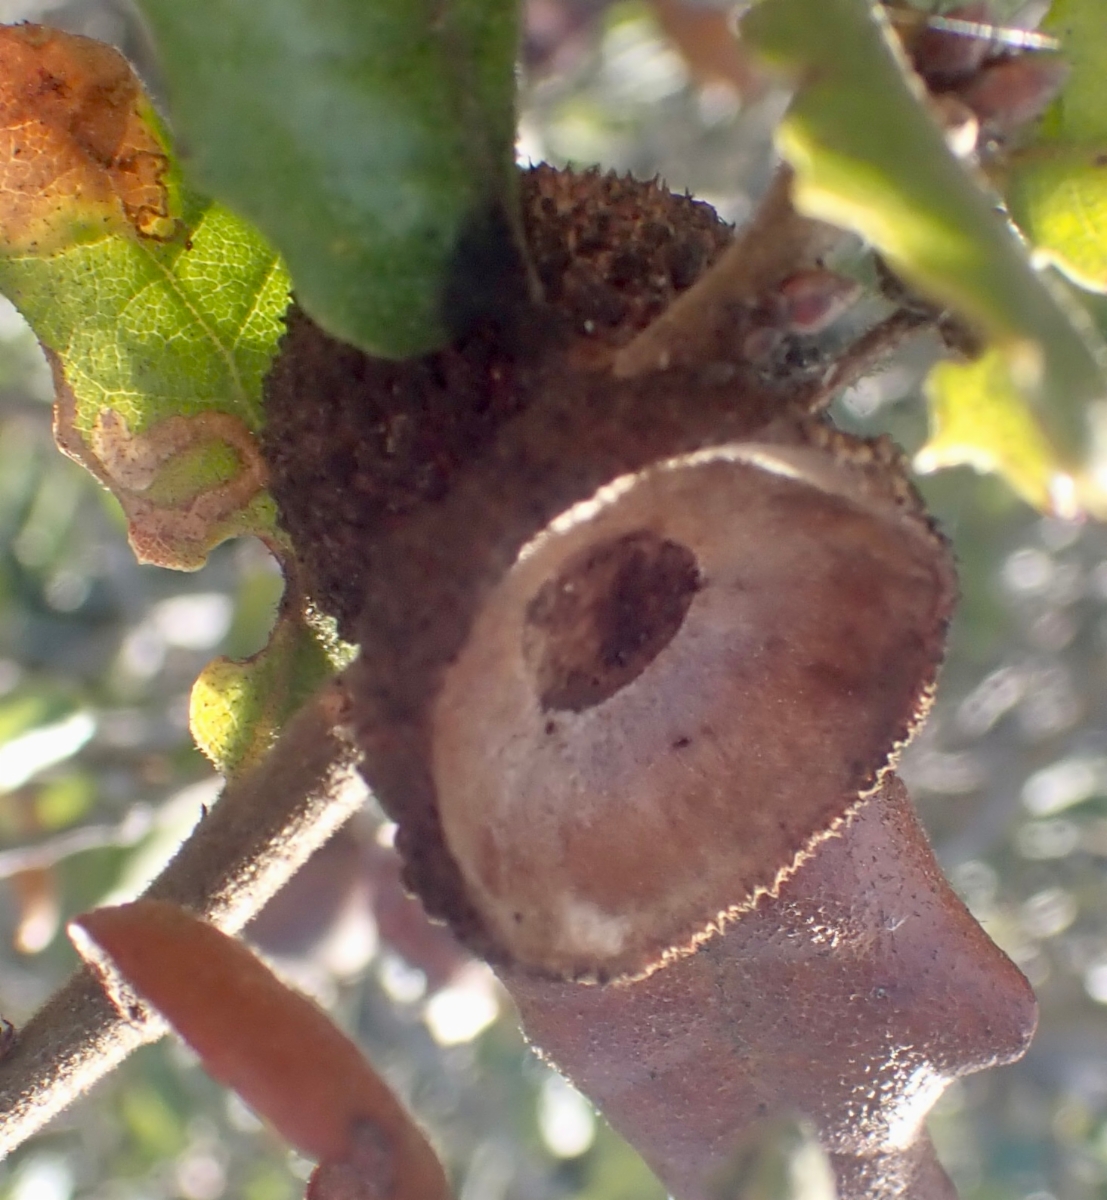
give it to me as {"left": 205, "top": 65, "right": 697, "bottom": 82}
{"left": 611, "top": 166, "right": 841, "bottom": 379}
{"left": 810, "top": 306, "right": 939, "bottom": 409}
{"left": 0, "top": 678, "right": 366, "bottom": 1159}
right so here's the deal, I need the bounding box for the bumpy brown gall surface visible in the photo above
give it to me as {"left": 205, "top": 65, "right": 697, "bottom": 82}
{"left": 523, "top": 165, "right": 731, "bottom": 342}
{"left": 261, "top": 166, "right": 733, "bottom": 638}
{"left": 262, "top": 163, "right": 954, "bottom": 977}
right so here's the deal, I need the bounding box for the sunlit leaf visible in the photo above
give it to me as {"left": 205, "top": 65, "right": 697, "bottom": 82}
{"left": 73, "top": 901, "right": 454, "bottom": 1200}
{"left": 915, "top": 349, "right": 1062, "bottom": 510}
{"left": 1007, "top": 147, "right": 1107, "bottom": 292}
{"left": 740, "top": 0, "right": 1107, "bottom": 506}
{"left": 0, "top": 25, "right": 291, "bottom": 570}
{"left": 132, "top": 0, "right": 524, "bottom": 358}
{"left": 190, "top": 608, "right": 354, "bottom": 777}
{"left": 1005, "top": 0, "right": 1107, "bottom": 291}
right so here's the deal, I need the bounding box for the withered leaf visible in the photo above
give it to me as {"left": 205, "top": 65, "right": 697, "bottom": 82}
{"left": 0, "top": 24, "right": 175, "bottom": 254}
{"left": 72, "top": 901, "right": 454, "bottom": 1200}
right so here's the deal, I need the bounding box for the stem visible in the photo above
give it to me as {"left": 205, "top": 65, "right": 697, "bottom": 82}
{"left": 611, "top": 166, "right": 841, "bottom": 378}
{"left": 811, "top": 306, "right": 939, "bottom": 409}
{"left": 0, "top": 679, "right": 366, "bottom": 1159}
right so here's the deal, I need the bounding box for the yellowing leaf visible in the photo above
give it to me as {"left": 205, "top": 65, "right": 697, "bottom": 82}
{"left": 190, "top": 608, "right": 354, "bottom": 776}
{"left": 0, "top": 25, "right": 176, "bottom": 254}
{"left": 916, "top": 350, "right": 1064, "bottom": 511}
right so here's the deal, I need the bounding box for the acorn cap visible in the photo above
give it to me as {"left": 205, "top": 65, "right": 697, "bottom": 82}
{"left": 430, "top": 442, "right": 955, "bottom": 981}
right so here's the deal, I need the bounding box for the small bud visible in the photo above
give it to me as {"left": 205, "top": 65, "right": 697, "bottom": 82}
{"left": 774, "top": 269, "right": 862, "bottom": 335}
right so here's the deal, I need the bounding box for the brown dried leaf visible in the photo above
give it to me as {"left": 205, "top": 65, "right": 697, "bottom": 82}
{"left": 0, "top": 23, "right": 174, "bottom": 254}
{"left": 72, "top": 901, "right": 453, "bottom": 1200}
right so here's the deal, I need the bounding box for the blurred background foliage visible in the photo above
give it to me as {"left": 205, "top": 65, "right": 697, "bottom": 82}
{"left": 0, "top": 1, "right": 1104, "bottom": 1198}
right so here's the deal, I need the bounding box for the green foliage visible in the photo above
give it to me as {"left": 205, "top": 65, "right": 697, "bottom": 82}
{"left": 9, "top": 192, "right": 287, "bottom": 433}
{"left": 33, "top": 773, "right": 95, "bottom": 831}
{"left": 1006, "top": 0, "right": 1107, "bottom": 291}
{"left": 119, "top": 1082, "right": 189, "bottom": 1163}
{"left": 740, "top": 0, "right": 1107, "bottom": 511}
{"left": 0, "top": 22, "right": 367, "bottom": 780}
{"left": 0, "top": 688, "right": 92, "bottom": 797}
{"left": 0, "top": 688, "right": 78, "bottom": 747}
{"left": 0, "top": 183, "right": 290, "bottom": 570}
{"left": 133, "top": 0, "right": 524, "bottom": 358}
{"left": 190, "top": 607, "right": 354, "bottom": 776}
{"left": 917, "top": 348, "right": 1062, "bottom": 510}
{"left": 573, "top": 1128, "right": 666, "bottom": 1200}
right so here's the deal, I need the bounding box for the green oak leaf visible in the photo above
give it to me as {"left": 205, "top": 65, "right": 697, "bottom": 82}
{"left": 190, "top": 608, "right": 355, "bottom": 777}
{"left": 133, "top": 0, "right": 525, "bottom": 358}
{"left": 741, "top": 0, "right": 1107, "bottom": 511}
{"left": 1006, "top": 0, "right": 1107, "bottom": 291}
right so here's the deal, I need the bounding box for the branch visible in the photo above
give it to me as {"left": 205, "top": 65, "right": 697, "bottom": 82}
{"left": 810, "top": 305, "right": 939, "bottom": 409}
{"left": 0, "top": 678, "right": 366, "bottom": 1158}
{"left": 611, "top": 166, "right": 841, "bottom": 378}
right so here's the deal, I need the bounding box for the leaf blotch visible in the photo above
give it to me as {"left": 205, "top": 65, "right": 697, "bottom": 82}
{"left": 0, "top": 24, "right": 175, "bottom": 255}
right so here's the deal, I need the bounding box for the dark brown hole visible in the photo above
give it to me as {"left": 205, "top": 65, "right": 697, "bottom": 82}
{"left": 522, "top": 530, "right": 700, "bottom": 712}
